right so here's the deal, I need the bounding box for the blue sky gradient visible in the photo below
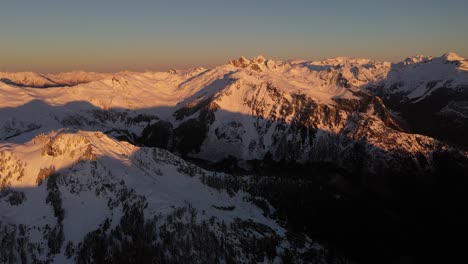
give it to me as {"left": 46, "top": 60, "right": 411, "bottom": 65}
{"left": 1, "top": 0, "right": 467, "bottom": 72}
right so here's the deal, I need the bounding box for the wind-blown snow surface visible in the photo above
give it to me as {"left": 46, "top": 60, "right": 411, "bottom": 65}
{"left": 1, "top": 53, "right": 468, "bottom": 263}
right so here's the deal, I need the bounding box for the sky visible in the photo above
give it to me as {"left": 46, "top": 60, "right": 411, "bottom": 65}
{"left": 1, "top": 0, "right": 467, "bottom": 73}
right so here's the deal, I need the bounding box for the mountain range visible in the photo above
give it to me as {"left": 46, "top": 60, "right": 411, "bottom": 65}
{"left": 1, "top": 53, "right": 467, "bottom": 263}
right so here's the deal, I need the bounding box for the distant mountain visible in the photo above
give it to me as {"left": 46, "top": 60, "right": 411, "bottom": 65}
{"left": 1, "top": 54, "right": 467, "bottom": 263}
{"left": 0, "top": 71, "right": 111, "bottom": 88}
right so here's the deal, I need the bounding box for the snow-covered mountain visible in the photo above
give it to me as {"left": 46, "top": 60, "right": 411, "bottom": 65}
{"left": 0, "top": 71, "right": 111, "bottom": 88}
{"left": 1, "top": 53, "right": 467, "bottom": 263}
{"left": 364, "top": 52, "right": 468, "bottom": 99}
{"left": 1, "top": 130, "right": 325, "bottom": 263}
{"left": 363, "top": 53, "right": 468, "bottom": 146}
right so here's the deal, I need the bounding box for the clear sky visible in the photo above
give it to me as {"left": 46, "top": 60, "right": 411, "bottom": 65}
{"left": 1, "top": 0, "right": 467, "bottom": 73}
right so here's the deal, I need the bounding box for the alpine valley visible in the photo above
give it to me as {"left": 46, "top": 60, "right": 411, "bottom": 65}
{"left": 1, "top": 53, "right": 467, "bottom": 264}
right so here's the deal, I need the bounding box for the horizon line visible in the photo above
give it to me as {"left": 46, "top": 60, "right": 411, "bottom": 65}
{"left": 1, "top": 51, "right": 465, "bottom": 74}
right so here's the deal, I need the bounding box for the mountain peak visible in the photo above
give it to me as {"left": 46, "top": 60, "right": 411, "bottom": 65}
{"left": 229, "top": 56, "right": 249, "bottom": 68}
{"left": 403, "top": 54, "right": 433, "bottom": 65}
{"left": 442, "top": 52, "right": 464, "bottom": 61}
{"left": 229, "top": 55, "right": 267, "bottom": 72}
{"left": 251, "top": 55, "right": 266, "bottom": 64}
